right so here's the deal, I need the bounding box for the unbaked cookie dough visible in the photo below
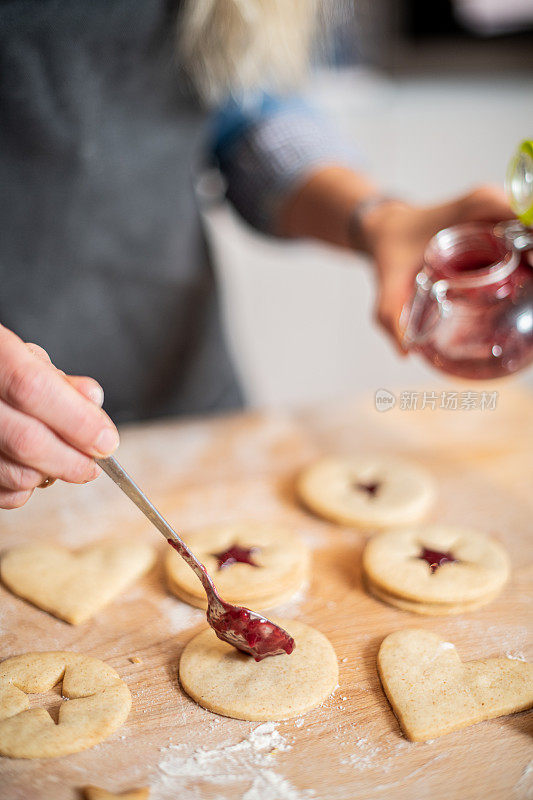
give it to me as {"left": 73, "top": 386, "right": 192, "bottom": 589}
{"left": 165, "top": 522, "right": 310, "bottom": 610}
{"left": 0, "top": 652, "right": 131, "bottom": 758}
{"left": 378, "top": 629, "right": 533, "bottom": 741}
{"left": 83, "top": 787, "right": 149, "bottom": 800}
{"left": 366, "top": 580, "right": 501, "bottom": 616}
{"left": 1, "top": 540, "right": 156, "bottom": 624}
{"left": 179, "top": 619, "right": 338, "bottom": 721}
{"left": 363, "top": 525, "right": 509, "bottom": 614}
{"left": 297, "top": 456, "right": 435, "bottom": 529}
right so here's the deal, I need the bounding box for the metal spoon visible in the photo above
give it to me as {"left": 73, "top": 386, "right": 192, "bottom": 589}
{"left": 96, "top": 456, "right": 295, "bottom": 661}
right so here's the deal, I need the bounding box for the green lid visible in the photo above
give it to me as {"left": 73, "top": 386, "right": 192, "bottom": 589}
{"left": 507, "top": 139, "right": 533, "bottom": 226}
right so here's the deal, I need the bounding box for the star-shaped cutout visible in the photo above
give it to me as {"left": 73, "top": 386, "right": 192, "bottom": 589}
{"left": 418, "top": 547, "right": 457, "bottom": 573}
{"left": 83, "top": 786, "right": 149, "bottom": 800}
{"left": 28, "top": 683, "right": 64, "bottom": 724}
{"left": 212, "top": 544, "right": 259, "bottom": 570}
{"left": 355, "top": 481, "right": 380, "bottom": 497}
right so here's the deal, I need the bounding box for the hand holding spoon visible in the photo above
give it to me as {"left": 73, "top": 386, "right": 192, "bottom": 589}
{"left": 97, "top": 456, "right": 295, "bottom": 661}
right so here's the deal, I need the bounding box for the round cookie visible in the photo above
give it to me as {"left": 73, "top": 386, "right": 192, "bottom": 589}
{"left": 363, "top": 525, "right": 510, "bottom": 605}
{"left": 0, "top": 652, "right": 131, "bottom": 758}
{"left": 165, "top": 522, "right": 310, "bottom": 610}
{"left": 297, "top": 456, "right": 435, "bottom": 529}
{"left": 167, "top": 574, "right": 309, "bottom": 612}
{"left": 179, "top": 619, "right": 338, "bottom": 721}
{"left": 365, "top": 577, "right": 500, "bottom": 615}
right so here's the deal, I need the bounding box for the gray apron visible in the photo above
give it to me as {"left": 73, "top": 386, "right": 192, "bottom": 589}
{"left": 0, "top": 0, "right": 242, "bottom": 421}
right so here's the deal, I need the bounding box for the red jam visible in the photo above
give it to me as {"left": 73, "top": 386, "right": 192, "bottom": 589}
{"left": 413, "top": 225, "right": 533, "bottom": 379}
{"left": 213, "top": 544, "right": 259, "bottom": 570}
{"left": 167, "top": 537, "right": 294, "bottom": 661}
{"left": 419, "top": 547, "right": 457, "bottom": 573}
{"left": 210, "top": 602, "right": 295, "bottom": 662}
{"left": 356, "top": 481, "right": 380, "bottom": 497}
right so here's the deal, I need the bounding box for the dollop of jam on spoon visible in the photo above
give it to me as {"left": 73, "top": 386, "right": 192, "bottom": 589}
{"left": 168, "top": 539, "right": 294, "bottom": 661}
{"left": 94, "top": 454, "right": 295, "bottom": 664}
{"left": 418, "top": 547, "right": 457, "bottom": 573}
{"left": 355, "top": 481, "right": 380, "bottom": 497}
{"left": 213, "top": 544, "right": 259, "bottom": 570}
{"left": 207, "top": 601, "right": 295, "bottom": 661}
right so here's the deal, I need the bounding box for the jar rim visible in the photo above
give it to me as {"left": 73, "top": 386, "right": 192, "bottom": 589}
{"left": 425, "top": 222, "right": 519, "bottom": 289}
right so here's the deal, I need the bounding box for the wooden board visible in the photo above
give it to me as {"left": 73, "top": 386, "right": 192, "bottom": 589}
{"left": 0, "top": 392, "right": 532, "bottom": 800}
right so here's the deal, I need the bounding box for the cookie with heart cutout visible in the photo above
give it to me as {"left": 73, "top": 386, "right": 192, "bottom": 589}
{"left": 0, "top": 652, "right": 131, "bottom": 758}
{"left": 1, "top": 540, "right": 156, "bottom": 624}
{"left": 377, "top": 629, "right": 533, "bottom": 741}
{"left": 297, "top": 456, "right": 435, "bottom": 529}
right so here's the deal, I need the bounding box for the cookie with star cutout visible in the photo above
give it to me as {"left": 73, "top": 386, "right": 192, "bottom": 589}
{"left": 363, "top": 525, "right": 510, "bottom": 614}
{"left": 164, "top": 522, "right": 310, "bottom": 610}
{"left": 297, "top": 456, "right": 435, "bottom": 529}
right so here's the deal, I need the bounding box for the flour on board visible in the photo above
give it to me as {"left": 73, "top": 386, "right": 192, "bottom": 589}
{"left": 513, "top": 759, "right": 533, "bottom": 800}
{"left": 157, "top": 596, "right": 204, "bottom": 633}
{"left": 243, "top": 769, "right": 314, "bottom": 800}
{"left": 151, "top": 722, "right": 315, "bottom": 800}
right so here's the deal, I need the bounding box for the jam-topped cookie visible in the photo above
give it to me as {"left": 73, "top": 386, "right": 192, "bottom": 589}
{"left": 297, "top": 456, "right": 435, "bottom": 529}
{"left": 363, "top": 525, "right": 510, "bottom": 614}
{"left": 179, "top": 619, "right": 338, "bottom": 721}
{"left": 165, "top": 522, "right": 310, "bottom": 610}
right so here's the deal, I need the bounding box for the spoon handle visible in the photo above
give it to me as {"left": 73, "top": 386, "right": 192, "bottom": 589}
{"left": 96, "top": 455, "right": 217, "bottom": 597}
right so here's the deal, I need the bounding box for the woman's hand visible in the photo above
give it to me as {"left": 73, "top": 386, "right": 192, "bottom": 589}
{"left": 362, "top": 185, "right": 515, "bottom": 350}
{"left": 0, "top": 325, "right": 119, "bottom": 509}
{"left": 279, "top": 167, "right": 515, "bottom": 351}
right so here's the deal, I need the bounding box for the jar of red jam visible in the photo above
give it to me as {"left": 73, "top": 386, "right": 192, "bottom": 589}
{"left": 402, "top": 220, "right": 533, "bottom": 379}
{"left": 402, "top": 141, "right": 533, "bottom": 380}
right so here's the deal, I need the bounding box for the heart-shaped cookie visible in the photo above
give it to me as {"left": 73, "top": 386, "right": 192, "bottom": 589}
{"left": 378, "top": 629, "right": 533, "bottom": 741}
{"left": 1, "top": 541, "right": 155, "bottom": 624}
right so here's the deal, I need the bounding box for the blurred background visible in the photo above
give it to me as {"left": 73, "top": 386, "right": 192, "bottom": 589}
{"left": 200, "top": 0, "right": 533, "bottom": 408}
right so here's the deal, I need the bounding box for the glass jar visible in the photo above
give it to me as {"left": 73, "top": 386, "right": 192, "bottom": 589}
{"left": 402, "top": 221, "right": 533, "bottom": 380}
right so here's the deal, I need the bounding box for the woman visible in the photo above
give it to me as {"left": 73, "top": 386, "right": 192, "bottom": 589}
{"left": 0, "top": 0, "right": 513, "bottom": 509}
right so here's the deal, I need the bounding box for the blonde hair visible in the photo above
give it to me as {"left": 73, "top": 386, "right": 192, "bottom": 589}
{"left": 178, "top": 0, "right": 325, "bottom": 104}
